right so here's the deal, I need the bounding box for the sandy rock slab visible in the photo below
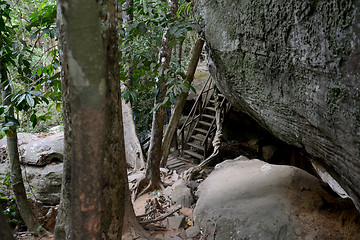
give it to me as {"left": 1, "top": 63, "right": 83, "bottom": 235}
{"left": 194, "top": 156, "right": 360, "bottom": 240}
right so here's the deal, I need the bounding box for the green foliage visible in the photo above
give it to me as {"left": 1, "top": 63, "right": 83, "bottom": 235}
{"left": 0, "top": 0, "right": 61, "bottom": 135}
{"left": 120, "top": 0, "right": 197, "bottom": 136}
{"left": 0, "top": 168, "right": 20, "bottom": 224}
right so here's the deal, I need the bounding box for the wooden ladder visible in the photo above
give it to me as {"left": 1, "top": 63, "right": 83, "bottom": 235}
{"left": 179, "top": 76, "right": 229, "bottom": 163}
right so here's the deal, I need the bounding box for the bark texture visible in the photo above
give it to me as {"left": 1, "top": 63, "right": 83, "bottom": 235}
{"left": 60, "top": 0, "right": 125, "bottom": 239}
{"left": 54, "top": 2, "right": 71, "bottom": 239}
{"left": 0, "top": 62, "right": 45, "bottom": 235}
{"left": 162, "top": 38, "right": 204, "bottom": 166}
{"left": 194, "top": 0, "right": 360, "bottom": 210}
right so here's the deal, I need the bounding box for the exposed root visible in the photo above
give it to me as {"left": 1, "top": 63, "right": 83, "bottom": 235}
{"left": 132, "top": 176, "right": 164, "bottom": 201}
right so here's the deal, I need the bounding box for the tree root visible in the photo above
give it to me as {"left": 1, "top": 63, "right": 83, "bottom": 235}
{"left": 132, "top": 176, "right": 164, "bottom": 202}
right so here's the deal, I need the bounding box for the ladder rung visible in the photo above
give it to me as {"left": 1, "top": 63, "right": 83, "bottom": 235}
{"left": 188, "top": 142, "right": 205, "bottom": 151}
{"left": 206, "top": 106, "right": 216, "bottom": 111}
{"left": 183, "top": 150, "right": 203, "bottom": 160}
{"left": 199, "top": 121, "right": 212, "bottom": 127}
{"left": 194, "top": 128, "right": 208, "bottom": 134}
{"left": 167, "top": 161, "right": 186, "bottom": 168}
{"left": 191, "top": 134, "right": 206, "bottom": 141}
{"left": 218, "top": 93, "right": 225, "bottom": 98}
{"left": 202, "top": 114, "right": 215, "bottom": 119}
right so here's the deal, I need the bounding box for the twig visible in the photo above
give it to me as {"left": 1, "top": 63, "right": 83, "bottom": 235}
{"left": 139, "top": 206, "right": 182, "bottom": 225}
{"left": 142, "top": 225, "right": 167, "bottom": 231}
{"left": 136, "top": 208, "right": 156, "bottom": 219}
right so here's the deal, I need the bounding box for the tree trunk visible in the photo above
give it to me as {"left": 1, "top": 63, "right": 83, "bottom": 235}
{"left": 121, "top": 0, "right": 145, "bottom": 170}
{"left": 54, "top": 2, "right": 71, "bottom": 239}
{"left": 59, "top": 0, "right": 125, "bottom": 239}
{"left": 135, "top": 0, "right": 179, "bottom": 198}
{"left": 0, "top": 62, "right": 46, "bottom": 235}
{"left": 121, "top": 87, "right": 146, "bottom": 170}
{"left": 0, "top": 208, "right": 14, "bottom": 240}
{"left": 161, "top": 38, "right": 204, "bottom": 166}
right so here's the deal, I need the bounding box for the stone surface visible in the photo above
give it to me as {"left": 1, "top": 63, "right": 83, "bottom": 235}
{"left": 23, "top": 163, "right": 63, "bottom": 205}
{"left": 0, "top": 133, "right": 64, "bottom": 205}
{"left": 194, "top": 0, "right": 360, "bottom": 210}
{"left": 194, "top": 157, "right": 360, "bottom": 240}
{"left": 171, "top": 179, "right": 194, "bottom": 208}
{"left": 167, "top": 215, "right": 185, "bottom": 230}
{"left": 185, "top": 225, "right": 200, "bottom": 238}
{"left": 18, "top": 132, "right": 63, "bottom": 166}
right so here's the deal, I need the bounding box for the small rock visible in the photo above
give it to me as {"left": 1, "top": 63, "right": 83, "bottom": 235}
{"left": 163, "top": 235, "right": 182, "bottom": 240}
{"left": 186, "top": 225, "right": 200, "bottom": 238}
{"left": 187, "top": 181, "right": 199, "bottom": 191}
{"left": 180, "top": 207, "right": 193, "bottom": 218}
{"left": 167, "top": 216, "right": 185, "bottom": 230}
{"left": 163, "top": 186, "right": 173, "bottom": 199}
{"left": 171, "top": 179, "right": 194, "bottom": 208}
{"left": 294, "top": 227, "right": 301, "bottom": 236}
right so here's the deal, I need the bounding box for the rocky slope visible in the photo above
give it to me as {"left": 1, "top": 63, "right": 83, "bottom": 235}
{"left": 194, "top": 0, "right": 360, "bottom": 210}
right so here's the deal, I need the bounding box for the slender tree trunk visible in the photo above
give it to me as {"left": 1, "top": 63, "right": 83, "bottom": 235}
{"left": 135, "top": 0, "right": 179, "bottom": 198}
{"left": 161, "top": 38, "right": 204, "bottom": 166}
{"left": 54, "top": 2, "right": 71, "bottom": 239}
{"left": 120, "top": 2, "right": 150, "bottom": 238}
{"left": 121, "top": 0, "right": 145, "bottom": 170}
{"left": 59, "top": 0, "right": 125, "bottom": 239}
{"left": 0, "top": 208, "right": 14, "bottom": 240}
{"left": 0, "top": 62, "right": 46, "bottom": 235}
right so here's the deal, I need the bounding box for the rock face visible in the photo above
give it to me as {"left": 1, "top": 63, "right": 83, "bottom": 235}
{"left": 0, "top": 132, "right": 64, "bottom": 205}
{"left": 194, "top": 157, "right": 360, "bottom": 240}
{"left": 194, "top": 0, "right": 360, "bottom": 210}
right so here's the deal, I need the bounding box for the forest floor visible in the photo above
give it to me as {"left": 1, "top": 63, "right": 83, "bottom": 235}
{"left": 12, "top": 143, "right": 360, "bottom": 240}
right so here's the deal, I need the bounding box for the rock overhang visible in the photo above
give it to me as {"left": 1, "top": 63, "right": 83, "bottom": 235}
{"left": 194, "top": 0, "right": 360, "bottom": 210}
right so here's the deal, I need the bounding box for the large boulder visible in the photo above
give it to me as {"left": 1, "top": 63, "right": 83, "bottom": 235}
{"left": 194, "top": 157, "right": 360, "bottom": 240}
{"left": 0, "top": 132, "right": 64, "bottom": 205}
{"left": 194, "top": 0, "right": 360, "bottom": 210}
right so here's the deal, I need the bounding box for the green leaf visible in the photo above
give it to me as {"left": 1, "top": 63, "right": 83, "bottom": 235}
{"left": 5, "top": 116, "right": 20, "bottom": 127}
{"left": 30, "top": 114, "right": 37, "bottom": 128}
{"left": 29, "top": 90, "right": 41, "bottom": 96}
{"left": 25, "top": 94, "right": 35, "bottom": 107}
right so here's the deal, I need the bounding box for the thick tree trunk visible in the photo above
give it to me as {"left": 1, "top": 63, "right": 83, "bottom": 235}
{"left": 135, "top": 0, "right": 179, "bottom": 198}
{"left": 0, "top": 208, "right": 14, "bottom": 240}
{"left": 0, "top": 62, "right": 46, "bottom": 235}
{"left": 161, "top": 38, "right": 204, "bottom": 166}
{"left": 59, "top": 0, "right": 125, "bottom": 239}
{"left": 54, "top": 2, "right": 71, "bottom": 239}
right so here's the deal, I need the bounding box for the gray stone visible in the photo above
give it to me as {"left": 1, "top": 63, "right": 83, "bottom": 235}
{"left": 185, "top": 226, "right": 200, "bottom": 238}
{"left": 167, "top": 215, "right": 185, "bottom": 230}
{"left": 171, "top": 179, "right": 194, "bottom": 208}
{"left": 194, "top": 0, "right": 360, "bottom": 210}
{"left": 22, "top": 163, "right": 63, "bottom": 205}
{"left": 0, "top": 133, "right": 64, "bottom": 205}
{"left": 20, "top": 132, "right": 64, "bottom": 166}
{"left": 163, "top": 235, "right": 182, "bottom": 240}
{"left": 194, "top": 158, "right": 345, "bottom": 240}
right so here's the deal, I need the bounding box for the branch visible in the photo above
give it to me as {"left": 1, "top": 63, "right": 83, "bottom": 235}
{"left": 139, "top": 206, "right": 182, "bottom": 225}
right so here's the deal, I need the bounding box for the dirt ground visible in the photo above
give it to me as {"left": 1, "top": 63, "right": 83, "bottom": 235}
{"left": 12, "top": 145, "right": 360, "bottom": 240}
